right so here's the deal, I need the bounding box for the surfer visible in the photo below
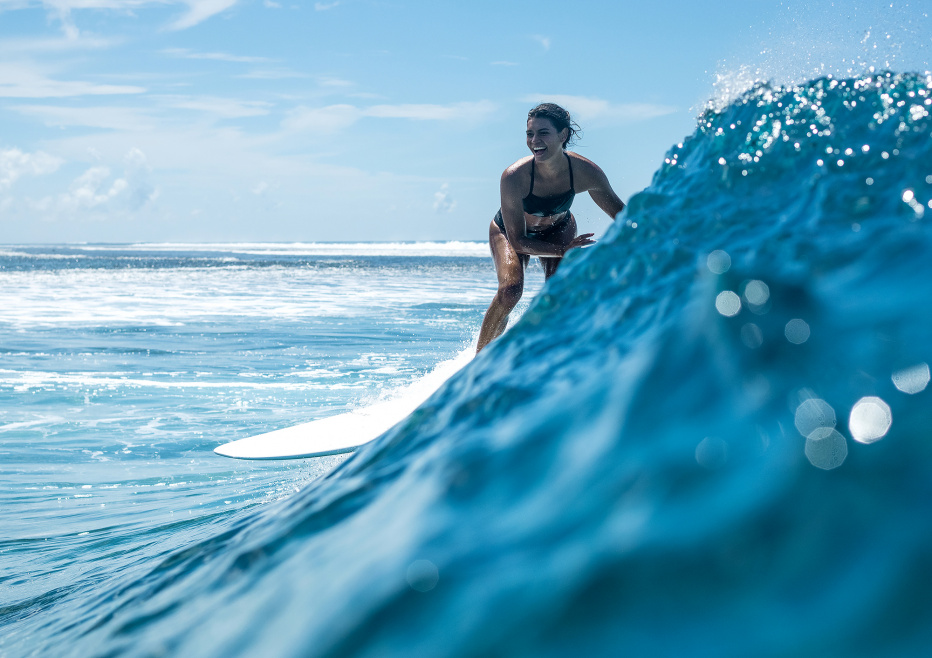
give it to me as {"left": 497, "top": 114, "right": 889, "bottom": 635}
{"left": 477, "top": 103, "right": 626, "bottom": 352}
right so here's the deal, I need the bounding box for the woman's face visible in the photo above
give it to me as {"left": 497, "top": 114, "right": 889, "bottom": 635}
{"left": 527, "top": 117, "right": 568, "bottom": 160}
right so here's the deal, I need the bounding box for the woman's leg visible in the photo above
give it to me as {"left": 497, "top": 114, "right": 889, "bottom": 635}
{"left": 541, "top": 213, "right": 577, "bottom": 280}
{"left": 477, "top": 219, "right": 528, "bottom": 353}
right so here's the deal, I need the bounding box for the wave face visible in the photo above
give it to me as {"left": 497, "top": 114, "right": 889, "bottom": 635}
{"left": 12, "top": 72, "right": 932, "bottom": 656}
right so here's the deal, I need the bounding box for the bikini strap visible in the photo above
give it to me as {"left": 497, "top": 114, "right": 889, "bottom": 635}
{"left": 528, "top": 158, "right": 536, "bottom": 196}
{"left": 566, "top": 152, "right": 574, "bottom": 191}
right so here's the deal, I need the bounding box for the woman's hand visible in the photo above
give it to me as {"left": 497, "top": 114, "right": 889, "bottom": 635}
{"left": 563, "top": 232, "right": 596, "bottom": 255}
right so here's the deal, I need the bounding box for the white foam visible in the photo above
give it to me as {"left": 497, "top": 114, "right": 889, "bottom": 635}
{"left": 0, "top": 264, "right": 499, "bottom": 329}
{"left": 216, "top": 341, "right": 476, "bottom": 459}
{"left": 0, "top": 369, "right": 354, "bottom": 391}
{"left": 43, "top": 241, "right": 491, "bottom": 258}
{"left": 375, "top": 341, "right": 475, "bottom": 408}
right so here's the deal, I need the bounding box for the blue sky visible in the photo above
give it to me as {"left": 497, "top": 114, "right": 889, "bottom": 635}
{"left": 0, "top": 0, "right": 929, "bottom": 243}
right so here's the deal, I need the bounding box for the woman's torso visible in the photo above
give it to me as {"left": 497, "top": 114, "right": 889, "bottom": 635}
{"left": 521, "top": 152, "right": 576, "bottom": 230}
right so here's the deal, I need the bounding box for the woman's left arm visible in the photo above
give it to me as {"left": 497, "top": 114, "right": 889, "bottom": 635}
{"left": 583, "top": 161, "right": 626, "bottom": 220}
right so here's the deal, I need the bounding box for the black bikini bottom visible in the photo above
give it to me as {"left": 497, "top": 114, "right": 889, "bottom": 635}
{"left": 493, "top": 209, "right": 571, "bottom": 239}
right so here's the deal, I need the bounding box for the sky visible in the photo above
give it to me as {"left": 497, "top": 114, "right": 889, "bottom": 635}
{"left": 0, "top": 0, "right": 929, "bottom": 243}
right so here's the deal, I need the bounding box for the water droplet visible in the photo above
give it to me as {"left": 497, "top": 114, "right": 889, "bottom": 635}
{"left": 805, "top": 427, "right": 848, "bottom": 470}
{"left": 891, "top": 363, "right": 930, "bottom": 394}
{"left": 743, "top": 280, "right": 770, "bottom": 305}
{"left": 795, "top": 398, "right": 836, "bottom": 437}
{"left": 715, "top": 291, "right": 741, "bottom": 317}
{"left": 707, "top": 250, "right": 731, "bottom": 274}
{"left": 407, "top": 559, "right": 440, "bottom": 592}
{"left": 902, "top": 189, "right": 915, "bottom": 203}
{"left": 740, "top": 323, "right": 763, "bottom": 348}
{"left": 849, "top": 397, "right": 892, "bottom": 444}
{"left": 696, "top": 437, "right": 729, "bottom": 469}
{"left": 785, "top": 319, "right": 810, "bottom": 344}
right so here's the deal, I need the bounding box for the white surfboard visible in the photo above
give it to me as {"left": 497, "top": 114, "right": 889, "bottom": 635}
{"left": 215, "top": 348, "right": 473, "bottom": 460}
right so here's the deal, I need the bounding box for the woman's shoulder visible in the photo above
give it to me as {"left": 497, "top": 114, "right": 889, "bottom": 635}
{"left": 502, "top": 155, "right": 533, "bottom": 177}
{"left": 566, "top": 151, "right": 607, "bottom": 187}
{"left": 500, "top": 156, "right": 533, "bottom": 189}
{"left": 566, "top": 150, "right": 601, "bottom": 171}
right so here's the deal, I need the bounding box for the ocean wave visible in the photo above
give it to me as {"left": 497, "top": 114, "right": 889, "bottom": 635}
{"left": 7, "top": 72, "right": 932, "bottom": 657}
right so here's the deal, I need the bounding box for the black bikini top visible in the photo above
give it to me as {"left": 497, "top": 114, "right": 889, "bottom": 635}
{"left": 522, "top": 153, "right": 576, "bottom": 217}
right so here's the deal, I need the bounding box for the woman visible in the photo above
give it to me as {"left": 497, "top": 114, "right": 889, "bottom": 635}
{"left": 476, "top": 103, "right": 626, "bottom": 352}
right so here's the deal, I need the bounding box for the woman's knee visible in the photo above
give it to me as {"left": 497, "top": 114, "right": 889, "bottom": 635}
{"left": 497, "top": 282, "right": 523, "bottom": 309}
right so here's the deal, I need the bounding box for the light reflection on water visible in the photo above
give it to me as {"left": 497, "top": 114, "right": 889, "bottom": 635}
{"left": 849, "top": 396, "right": 893, "bottom": 444}
{"left": 891, "top": 362, "right": 930, "bottom": 394}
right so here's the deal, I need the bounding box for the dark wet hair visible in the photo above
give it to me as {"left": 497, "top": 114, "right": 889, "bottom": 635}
{"left": 527, "top": 103, "right": 581, "bottom": 149}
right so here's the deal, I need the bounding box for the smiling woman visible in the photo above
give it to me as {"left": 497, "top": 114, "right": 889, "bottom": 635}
{"left": 477, "top": 103, "right": 627, "bottom": 352}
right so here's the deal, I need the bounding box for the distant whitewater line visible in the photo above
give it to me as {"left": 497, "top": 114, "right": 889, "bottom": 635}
{"left": 49, "top": 241, "right": 493, "bottom": 258}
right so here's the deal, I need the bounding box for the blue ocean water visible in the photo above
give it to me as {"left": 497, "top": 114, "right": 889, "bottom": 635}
{"left": 3, "top": 71, "right": 932, "bottom": 656}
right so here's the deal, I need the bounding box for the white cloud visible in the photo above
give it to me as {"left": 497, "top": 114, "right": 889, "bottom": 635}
{"left": 61, "top": 165, "right": 125, "bottom": 209}
{"left": 168, "top": 0, "right": 238, "bottom": 30}
{"left": 9, "top": 104, "right": 154, "bottom": 130}
{"left": 57, "top": 147, "right": 157, "bottom": 211}
{"left": 237, "top": 69, "right": 309, "bottom": 80}
{"left": 282, "top": 104, "right": 361, "bottom": 133}
{"left": 0, "top": 34, "right": 119, "bottom": 54}
{"left": 0, "top": 1, "right": 237, "bottom": 31}
{"left": 365, "top": 101, "right": 496, "bottom": 121}
{"left": 161, "top": 47, "right": 272, "bottom": 63}
{"left": 491, "top": 61, "right": 518, "bottom": 67}
{"left": 433, "top": 183, "right": 455, "bottom": 213}
{"left": 0, "top": 1, "right": 152, "bottom": 8}
{"left": 314, "top": 1, "right": 339, "bottom": 10}
{"left": 161, "top": 95, "right": 273, "bottom": 118}
{"left": 122, "top": 147, "right": 158, "bottom": 208}
{"left": 9, "top": 95, "right": 269, "bottom": 129}
{"left": 531, "top": 35, "right": 551, "bottom": 51}
{"left": 263, "top": 0, "right": 280, "bottom": 7}
{"left": 522, "top": 94, "right": 676, "bottom": 123}
{"left": 317, "top": 76, "right": 353, "bottom": 88}
{"left": 0, "top": 63, "right": 145, "bottom": 98}
{"left": 0, "top": 147, "right": 63, "bottom": 191}
{"left": 282, "top": 100, "right": 497, "bottom": 134}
